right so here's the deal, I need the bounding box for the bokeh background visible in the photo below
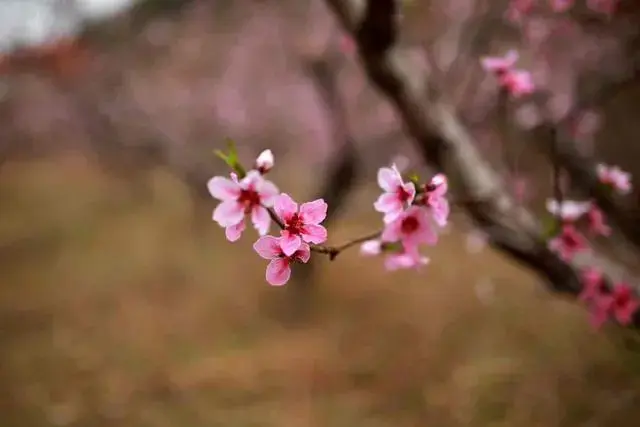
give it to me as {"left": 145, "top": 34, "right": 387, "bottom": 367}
{"left": 2, "top": 1, "right": 640, "bottom": 426}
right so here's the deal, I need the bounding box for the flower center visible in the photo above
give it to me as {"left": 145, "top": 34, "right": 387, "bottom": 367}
{"left": 397, "top": 186, "right": 412, "bottom": 203}
{"left": 614, "top": 289, "right": 630, "bottom": 307}
{"left": 285, "top": 213, "right": 304, "bottom": 235}
{"left": 238, "top": 189, "right": 261, "bottom": 213}
{"left": 400, "top": 216, "right": 419, "bottom": 234}
{"left": 562, "top": 230, "right": 580, "bottom": 249}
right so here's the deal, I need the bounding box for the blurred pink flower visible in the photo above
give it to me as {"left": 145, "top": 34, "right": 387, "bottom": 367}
{"left": 381, "top": 206, "right": 437, "bottom": 253}
{"left": 374, "top": 164, "right": 416, "bottom": 224}
{"left": 253, "top": 236, "right": 311, "bottom": 286}
{"left": 548, "top": 224, "right": 588, "bottom": 261}
{"left": 597, "top": 164, "right": 632, "bottom": 195}
{"left": 549, "top": 0, "right": 575, "bottom": 12}
{"left": 423, "top": 174, "right": 449, "bottom": 227}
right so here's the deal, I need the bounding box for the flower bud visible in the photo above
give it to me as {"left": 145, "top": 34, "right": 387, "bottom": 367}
{"left": 255, "top": 149, "right": 274, "bottom": 174}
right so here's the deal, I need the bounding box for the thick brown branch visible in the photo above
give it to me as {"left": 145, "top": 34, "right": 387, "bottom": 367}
{"left": 323, "top": 0, "right": 640, "bottom": 327}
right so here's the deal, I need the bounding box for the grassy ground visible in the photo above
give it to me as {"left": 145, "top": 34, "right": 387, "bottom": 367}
{"left": 2, "top": 154, "right": 640, "bottom": 427}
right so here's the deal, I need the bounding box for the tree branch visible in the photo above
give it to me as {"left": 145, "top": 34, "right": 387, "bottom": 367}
{"left": 322, "top": 0, "right": 640, "bottom": 327}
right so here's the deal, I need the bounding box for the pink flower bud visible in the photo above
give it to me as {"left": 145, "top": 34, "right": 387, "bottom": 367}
{"left": 255, "top": 149, "right": 274, "bottom": 174}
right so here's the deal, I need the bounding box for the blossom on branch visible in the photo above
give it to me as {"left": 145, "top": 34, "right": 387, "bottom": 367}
{"left": 208, "top": 171, "right": 279, "bottom": 241}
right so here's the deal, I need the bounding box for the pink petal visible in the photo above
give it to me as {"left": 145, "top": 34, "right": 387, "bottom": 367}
{"left": 274, "top": 193, "right": 298, "bottom": 222}
{"left": 374, "top": 193, "right": 402, "bottom": 215}
{"left": 294, "top": 243, "right": 311, "bottom": 263}
{"left": 280, "top": 231, "right": 302, "bottom": 257}
{"left": 360, "top": 240, "right": 382, "bottom": 256}
{"left": 381, "top": 219, "right": 401, "bottom": 243}
{"left": 225, "top": 220, "right": 245, "bottom": 242}
{"left": 300, "top": 199, "right": 328, "bottom": 224}
{"left": 377, "top": 167, "right": 402, "bottom": 192}
{"left": 301, "top": 224, "right": 328, "bottom": 244}
{"left": 257, "top": 179, "right": 280, "bottom": 207}
{"left": 384, "top": 253, "right": 429, "bottom": 271}
{"left": 266, "top": 258, "right": 291, "bottom": 286}
{"left": 213, "top": 200, "right": 244, "bottom": 227}
{"left": 251, "top": 206, "right": 271, "bottom": 236}
{"left": 614, "top": 301, "right": 639, "bottom": 325}
{"left": 240, "top": 170, "right": 262, "bottom": 189}
{"left": 253, "top": 235, "right": 282, "bottom": 259}
{"left": 401, "top": 182, "right": 417, "bottom": 203}
{"left": 207, "top": 176, "right": 241, "bottom": 201}
{"left": 431, "top": 199, "right": 450, "bottom": 227}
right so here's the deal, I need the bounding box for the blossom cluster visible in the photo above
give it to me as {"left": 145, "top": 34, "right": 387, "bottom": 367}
{"left": 359, "top": 165, "right": 450, "bottom": 270}
{"left": 544, "top": 164, "right": 637, "bottom": 327}
{"left": 208, "top": 149, "right": 328, "bottom": 286}
{"left": 477, "top": 0, "right": 638, "bottom": 329}
{"left": 206, "top": 0, "right": 637, "bottom": 330}
{"left": 208, "top": 147, "right": 450, "bottom": 286}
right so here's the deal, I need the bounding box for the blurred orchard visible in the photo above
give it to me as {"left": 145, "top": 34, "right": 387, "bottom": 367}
{"left": 2, "top": 1, "right": 640, "bottom": 426}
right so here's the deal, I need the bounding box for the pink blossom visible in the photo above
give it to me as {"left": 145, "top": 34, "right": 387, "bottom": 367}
{"left": 500, "top": 69, "right": 535, "bottom": 97}
{"left": 504, "top": 0, "right": 534, "bottom": 24}
{"left": 254, "top": 149, "right": 274, "bottom": 174}
{"left": 587, "top": 205, "right": 611, "bottom": 237}
{"left": 422, "top": 173, "right": 449, "bottom": 227}
{"left": 609, "top": 283, "right": 640, "bottom": 325}
{"left": 274, "top": 193, "right": 328, "bottom": 256}
{"left": 253, "top": 235, "right": 311, "bottom": 286}
{"left": 381, "top": 206, "right": 437, "bottom": 252}
{"left": 545, "top": 199, "right": 591, "bottom": 222}
{"left": 208, "top": 171, "right": 279, "bottom": 241}
{"left": 590, "top": 282, "right": 640, "bottom": 327}
{"left": 384, "top": 247, "right": 430, "bottom": 271}
{"left": 589, "top": 294, "right": 614, "bottom": 330}
{"left": 549, "top": 0, "right": 575, "bottom": 12}
{"left": 480, "top": 50, "right": 519, "bottom": 74}
{"left": 579, "top": 267, "right": 605, "bottom": 302}
{"left": 339, "top": 35, "right": 356, "bottom": 55}
{"left": 373, "top": 164, "right": 416, "bottom": 223}
{"left": 596, "top": 163, "right": 632, "bottom": 195}
{"left": 548, "top": 224, "right": 588, "bottom": 261}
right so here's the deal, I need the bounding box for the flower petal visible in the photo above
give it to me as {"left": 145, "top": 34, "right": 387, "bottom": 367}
{"left": 266, "top": 258, "right": 291, "bottom": 286}
{"left": 360, "top": 240, "right": 382, "bottom": 256}
{"left": 377, "top": 167, "right": 402, "bottom": 192}
{"left": 374, "top": 193, "right": 402, "bottom": 215}
{"left": 257, "top": 179, "right": 280, "bottom": 207}
{"left": 253, "top": 235, "right": 281, "bottom": 259}
{"left": 225, "top": 220, "right": 245, "bottom": 242}
{"left": 381, "top": 218, "right": 401, "bottom": 242}
{"left": 300, "top": 224, "right": 327, "bottom": 244}
{"left": 251, "top": 206, "right": 271, "bottom": 236}
{"left": 274, "top": 193, "right": 298, "bottom": 221}
{"left": 207, "top": 176, "right": 241, "bottom": 201}
{"left": 300, "top": 199, "right": 328, "bottom": 224}
{"left": 213, "top": 201, "right": 244, "bottom": 227}
{"left": 280, "top": 231, "right": 302, "bottom": 257}
{"left": 294, "top": 243, "right": 311, "bottom": 263}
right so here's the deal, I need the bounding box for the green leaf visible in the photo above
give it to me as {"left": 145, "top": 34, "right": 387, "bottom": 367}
{"left": 213, "top": 149, "right": 228, "bottom": 163}
{"left": 214, "top": 138, "right": 246, "bottom": 178}
{"left": 381, "top": 242, "right": 404, "bottom": 253}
